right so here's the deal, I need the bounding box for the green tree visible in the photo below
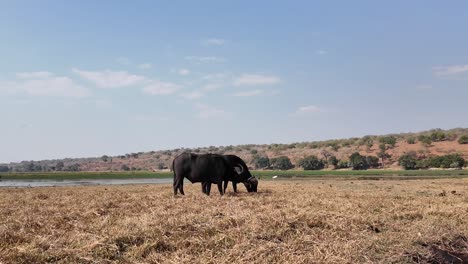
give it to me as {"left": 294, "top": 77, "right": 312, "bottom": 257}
{"left": 328, "top": 156, "right": 339, "bottom": 167}
{"left": 66, "top": 163, "right": 80, "bottom": 172}
{"left": 458, "top": 135, "right": 468, "bottom": 144}
{"left": 0, "top": 165, "right": 9, "bottom": 172}
{"left": 297, "top": 155, "right": 324, "bottom": 170}
{"left": 366, "top": 156, "right": 380, "bottom": 168}
{"left": 337, "top": 160, "right": 349, "bottom": 169}
{"left": 399, "top": 152, "right": 418, "bottom": 170}
{"left": 101, "top": 155, "right": 109, "bottom": 162}
{"left": 377, "top": 143, "right": 391, "bottom": 167}
{"left": 56, "top": 161, "right": 64, "bottom": 171}
{"left": 270, "top": 156, "right": 294, "bottom": 170}
{"left": 252, "top": 155, "right": 270, "bottom": 169}
{"left": 348, "top": 152, "right": 368, "bottom": 170}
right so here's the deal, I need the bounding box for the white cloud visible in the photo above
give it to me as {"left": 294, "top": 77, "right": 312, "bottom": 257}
{"left": 292, "top": 105, "right": 322, "bottom": 116}
{"left": 195, "top": 103, "right": 227, "bottom": 119}
{"left": 316, "top": 50, "right": 327, "bottom": 55}
{"left": 202, "top": 73, "right": 230, "bottom": 80}
{"left": 142, "top": 80, "right": 180, "bottom": 95}
{"left": 179, "top": 69, "right": 190, "bottom": 75}
{"left": 233, "top": 74, "right": 280, "bottom": 86}
{"left": 16, "top": 71, "right": 53, "bottom": 79}
{"left": 433, "top": 64, "right": 468, "bottom": 76}
{"left": 185, "top": 56, "right": 226, "bottom": 63}
{"left": 232, "top": 89, "right": 263, "bottom": 97}
{"left": 201, "top": 83, "right": 223, "bottom": 91}
{"left": 1, "top": 73, "right": 89, "bottom": 98}
{"left": 116, "top": 57, "right": 131, "bottom": 65}
{"left": 138, "top": 63, "right": 153, "bottom": 69}
{"left": 181, "top": 91, "right": 203, "bottom": 100}
{"left": 203, "top": 38, "right": 225, "bottom": 46}
{"left": 73, "top": 68, "right": 145, "bottom": 88}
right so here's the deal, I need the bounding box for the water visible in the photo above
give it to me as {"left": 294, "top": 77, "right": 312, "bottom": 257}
{"left": 0, "top": 178, "right": 173, "bottom": 188}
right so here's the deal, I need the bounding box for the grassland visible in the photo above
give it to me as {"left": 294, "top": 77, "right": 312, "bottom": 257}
{"left": 2, "top": 169, "right": 468, "bottom": 181}
{"left": 0, "top": 179, "right": 467, "bottom": 263}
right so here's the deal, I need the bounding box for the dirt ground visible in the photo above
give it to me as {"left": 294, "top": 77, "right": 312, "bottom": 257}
{"left": 0, "top": 179, "right": 467, "bottom": 263}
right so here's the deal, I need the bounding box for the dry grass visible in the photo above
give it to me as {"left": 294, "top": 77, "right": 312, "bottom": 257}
{"left": 1, "top": 179, "right": 467, "bottom": 263}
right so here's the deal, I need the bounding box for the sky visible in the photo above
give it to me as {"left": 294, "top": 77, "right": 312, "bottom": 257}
{"left": 1, "top": 1, "right": 468, "bottom": 163}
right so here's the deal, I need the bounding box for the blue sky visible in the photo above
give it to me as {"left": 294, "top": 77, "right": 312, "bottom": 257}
{"left": 1, "top": 1, "right": 468, "bottom": 162}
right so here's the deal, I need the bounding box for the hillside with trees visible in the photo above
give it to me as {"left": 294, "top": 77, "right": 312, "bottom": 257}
{"left": 2, "top": 128, "right": 468, "bottom": 173}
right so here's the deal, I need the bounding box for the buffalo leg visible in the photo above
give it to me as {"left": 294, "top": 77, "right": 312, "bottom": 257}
{"left": 217, "top": 182, "right": 224, "bottom": 195}
{"left": 173, "top": 181, "right": 178, "bottom": 195}
{"left": 232, "top": 182, "right": 238, "bottom": 193}
{"left": 179, "top": 180, "right": 185, "bottom": 195}
{"left": 205, "top": 183, "right": 211, "bottom": 196}
{"left": 201, "top": 182, "right": 207, "bottom": 194}
{"left": 173, "top": 177, "right": 182, "bottom": 195}
{"left": 223, "top": 181, "right": 229, "bottom": 193}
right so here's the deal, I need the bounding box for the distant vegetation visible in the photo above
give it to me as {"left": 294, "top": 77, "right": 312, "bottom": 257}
{"left": 1, "top": 128, "right": 467, "bottom": 173}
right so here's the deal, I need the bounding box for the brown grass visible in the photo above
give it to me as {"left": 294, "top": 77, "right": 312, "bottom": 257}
{"left": 1, "top": 179, "right": 467, "bottom": 263}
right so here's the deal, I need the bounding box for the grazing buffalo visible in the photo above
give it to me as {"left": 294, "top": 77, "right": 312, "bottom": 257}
{"left": 172, "top": 153, "right": 257, "bottom": 196}
{"left": 222, "top": 155, "right": 258, "bottom": 193}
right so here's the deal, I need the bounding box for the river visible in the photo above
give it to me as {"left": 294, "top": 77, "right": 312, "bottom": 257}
{"left": 0, "top": 178, "right": 173, "bottom": 188}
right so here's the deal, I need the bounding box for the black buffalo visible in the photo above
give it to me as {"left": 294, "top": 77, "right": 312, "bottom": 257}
{"left": 172, "top": 153, "right": 257, "bottom": 195}
{"left": 223, "top": 155, "right": 258, "bottom": 193}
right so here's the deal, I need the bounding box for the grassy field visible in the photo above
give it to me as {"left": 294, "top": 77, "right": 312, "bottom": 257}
{"left": 0, "top": 179, "right": 467, "bottom": 263}
{"left": 2, "top": 169, "right": 468, "bottom": 180}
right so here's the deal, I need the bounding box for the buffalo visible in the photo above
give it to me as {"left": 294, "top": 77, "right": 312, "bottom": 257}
{"left": 222, "top": 154, "right": 258, "bottom": 193}
{"left": 172, "top": 153, "right": 257, "bottom": 195}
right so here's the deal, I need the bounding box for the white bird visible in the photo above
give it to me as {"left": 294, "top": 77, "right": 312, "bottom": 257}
{"left": 272, "top": 175, "right": 278, "bottom": 179}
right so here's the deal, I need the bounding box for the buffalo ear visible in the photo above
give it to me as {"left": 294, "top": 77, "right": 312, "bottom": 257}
{"left": 234, "top": 166, "right": 242, "bottom": 174}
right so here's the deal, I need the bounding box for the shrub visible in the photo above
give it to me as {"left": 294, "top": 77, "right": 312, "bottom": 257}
{"left": 55, "top": 161, "right": 64, "bottom": 171}
{"left": 121, "top": 164, "right": 130, "bottom": 171}
{"left": 297, "top": 155, "right": 324, "bottom": 170}
{"left": 406, "top": 137, "right": 416, "bottom": 144}
{"left": 0, "top": 165, "right": 9, "bottom": 172}
{"left": 250, "top": 149, "right": 258, "bottom": 155}
{"left": 416, "top": 159, "right": 429, "bottom": 169}
{"left": 349, "top": 152, "right": 368, "bottom": 170}
{"left": 424, "top": 154, "right": 465, "bottom": 169}
{"left": 418, "top": 135, "right": 432, "bottom": 146}
{"left": 157, "top": 163, "right": 165, "bottom": 170}
{"left": 252, "top": 155, "right": 270, "bottom": 169}
{"left": 329, "top": 156, "right": 339, "bottom": 167}
{"left": 65, "top": 163, "right": 80, "bottom": 172}
{"left": 366, "top": 156, "right": 380, "bottom": 168}
{"left": 430, "top": 131, "right": 447, "bottom": 142}
{"left": 379, "top": 136, "right": 397, "bottom": 148}
{"left": 458, "top": 135, "right": 468, "bottom": 144}
{"left": 270, "top": 156, "right": 294, "bottom": 170}
{"left": 399, "top": 153, "right": 418, "bottom": 170}
{"left": 336, "top": 160, "right": 349, "bottom": 169}
{"left": 359, "top": 136, "right": 374, "bottom": 149}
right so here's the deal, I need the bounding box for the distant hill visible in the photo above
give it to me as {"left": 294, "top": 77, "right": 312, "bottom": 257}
{"left": 2, "top": 128, "right": 468, "bottom": 172}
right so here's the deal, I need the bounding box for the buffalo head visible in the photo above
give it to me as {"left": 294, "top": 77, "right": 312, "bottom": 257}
{"left": 243, "top": 176, "right": 258, "bottom": 192}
